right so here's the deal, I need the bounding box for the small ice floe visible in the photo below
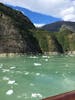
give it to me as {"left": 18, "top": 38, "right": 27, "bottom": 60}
{"left": 45, "top": 59, "right": 48, "bottom": 61}
{"left": 6, "top": 90, "right": 13, "bottom": 95}
{"left": 65, "top": 64, "right": 69, "bottom": 67}
{"left": 30, "top": 83, "right": 34, "bottom": 86}
{"left": 8, "top": 80, "right": 15, "bottom": 85}
{"left": 0, "top": 64, "right": 3, "bottom": 68}
{"left": 69, "top": 54, "right": 74, "bottom": 57}
{"left": 30, "top": 56, "right": 38, "bottom": 59}
{"left": 24, "top": 72, "right": 29, "bottom": 75}
{"left": 42, "top": 55, "right": 48, "bottom": 58}
{"left": 0, "top": 66, "right": 2, "bottom": 69}
{"left": 16, "top": 71, "right": 22, "bottom": 74}
{"left": 17, "top": 94, "right": 28, "bottom": 99}
{"left": 10, "top": 66, "right": 16, "bottom": 69}
{"left": 34, "top": 63, "right": 41, "bottom": 66}
{"left": 14, "top": 83, "right": 18, "bottom": 86}
{"left": 68, "top": 72, "right": 71, "bottom": 74}
{"left": 55, "top": 71, "right": 58, "bottom": 74}
{"left": 36, "top": 73, "right": 40, "bottom": 76}
{"left": 17, "top": 95, "right": 22, "bottom": 99}
{"left": 3, "top": 76, "right": 9, "bottom": 81}
{"left": 2, "top": 69, "right": 10, "bottom": 73}
{"left": 31, "top": 93, "right": 42, "bottom": 98}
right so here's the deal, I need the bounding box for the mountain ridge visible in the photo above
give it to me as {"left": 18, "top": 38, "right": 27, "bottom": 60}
{"left": 42, "top": 21, "right": 75, "bottom": 32}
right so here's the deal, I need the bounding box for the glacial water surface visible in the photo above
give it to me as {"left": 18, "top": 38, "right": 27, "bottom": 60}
{"left": 0, "top": 55, "right": 75, "bottom": 100}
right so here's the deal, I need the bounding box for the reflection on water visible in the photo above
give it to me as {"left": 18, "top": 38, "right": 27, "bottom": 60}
{"left": 0, "top": 55, "right": 75, "bottom": 100}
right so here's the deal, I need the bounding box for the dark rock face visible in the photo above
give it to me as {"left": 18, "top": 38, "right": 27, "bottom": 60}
{"left": 0, "top": 3, "right": 42, "bottom": 54}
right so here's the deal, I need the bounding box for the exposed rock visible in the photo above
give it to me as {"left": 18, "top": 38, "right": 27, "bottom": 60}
{"left": 0, "top": 3, "right": 42, "bottom": 54}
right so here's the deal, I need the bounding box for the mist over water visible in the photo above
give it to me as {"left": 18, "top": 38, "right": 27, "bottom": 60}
{"left": 0, "top": 55, "right": 75, "bottom": 100}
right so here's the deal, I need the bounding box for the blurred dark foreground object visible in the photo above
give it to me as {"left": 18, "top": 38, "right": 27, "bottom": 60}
{"left": 42, "top": 90, "right": 75, "bottom": 100}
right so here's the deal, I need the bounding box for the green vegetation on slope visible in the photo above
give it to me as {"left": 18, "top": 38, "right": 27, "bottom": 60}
{"left": 55, "top": 26, "right": 75, "bottom": 53}
{"left": 30, "top": 29, "right": 63, "bottom": 53}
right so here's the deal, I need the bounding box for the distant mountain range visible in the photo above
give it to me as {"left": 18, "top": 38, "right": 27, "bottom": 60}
{"left": 7, "top": 5, "right": 61, "bottom": 25}
{"left": 42, "top": 21, "right": 75, "bottom": 32}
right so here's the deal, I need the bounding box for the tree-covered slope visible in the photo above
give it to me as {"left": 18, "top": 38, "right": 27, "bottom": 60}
{"left": 55, "top": 26, "right": 75, "bottom": 53}
{"left": 31, "top": 29, "right": 64, "bottom": 54}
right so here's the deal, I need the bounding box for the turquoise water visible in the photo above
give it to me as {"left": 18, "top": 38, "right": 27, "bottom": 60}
{"left": 0, "top": 55, "right": 75, "bottom": 100}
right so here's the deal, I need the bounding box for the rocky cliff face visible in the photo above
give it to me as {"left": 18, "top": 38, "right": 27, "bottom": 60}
{"left": 0, "top": 3, "right": 42, "bottom": 54}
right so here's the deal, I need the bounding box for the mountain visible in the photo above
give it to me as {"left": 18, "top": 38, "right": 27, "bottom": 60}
{"left": 7, "top": 5, "right": 61, "bottom": 25}
{"left": 0, "top": 3, "right": 75, "bottom": 55}
{"left": 42, "top": 21, "right": 75, "bottom": 32}
{"left": 0, "top": 3, "right": 42, "bottom": 54}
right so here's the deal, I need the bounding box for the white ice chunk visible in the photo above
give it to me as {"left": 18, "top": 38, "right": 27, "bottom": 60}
{"left": 6, "top": 90, "right": 13, "bottom": 95}
{"left": 42, "top": 56, "right": 48, "bottom": 58}
{"left": 2, "top": 69, "right": 10, "bottom": 73}
{"left": 56, "top": 71, "right": 58, "bottom": 74}
{"left": 0, "top": 64, "right": 3, "bottom": 67}
{"left": 45, "top": 59, "right": 48, "bottom": 61}
{"left": 30, "top": 83, "right": 34, "bottom": 86}
{"left": 3, "top": 76, "right": 9, "bottom": 81}
{"left": 8, "top": 80, "right": 15, "bottom": 85}
{"left": 25, "top": 72, "right": 29, "bottom": 75}
{"left": 10, "top": 67, "right": 16, "bottom": 69}
{"left": 34, "top": 63, "right": 41, "bottom": 66}
{"left": 31, "top": 93, "right": 42, "bottom": 98}
{"left": 65, "top": 64, "right": 69, "bottom": 67}
{"left": 30, "top": 56, "right": 38, "bottom": 58}
{"left": 36, "top": 73, "right": 40, "bottom": 76}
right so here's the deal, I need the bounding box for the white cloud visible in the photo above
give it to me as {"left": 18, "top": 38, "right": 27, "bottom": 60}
{"left": 34, "top": 23, "right": 45, "bottom": 28}
{"left": 0, "top": 0, "right": 75, "bottom": 21}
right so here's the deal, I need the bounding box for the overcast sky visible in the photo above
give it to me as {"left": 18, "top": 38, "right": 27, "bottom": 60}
{"left": 0, "top": 0, "right": 75, "bottom": 22}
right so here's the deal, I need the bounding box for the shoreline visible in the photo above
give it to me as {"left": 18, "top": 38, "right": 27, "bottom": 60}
{"left": 0, "top": 51, "right": 75, "bottom": 57}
